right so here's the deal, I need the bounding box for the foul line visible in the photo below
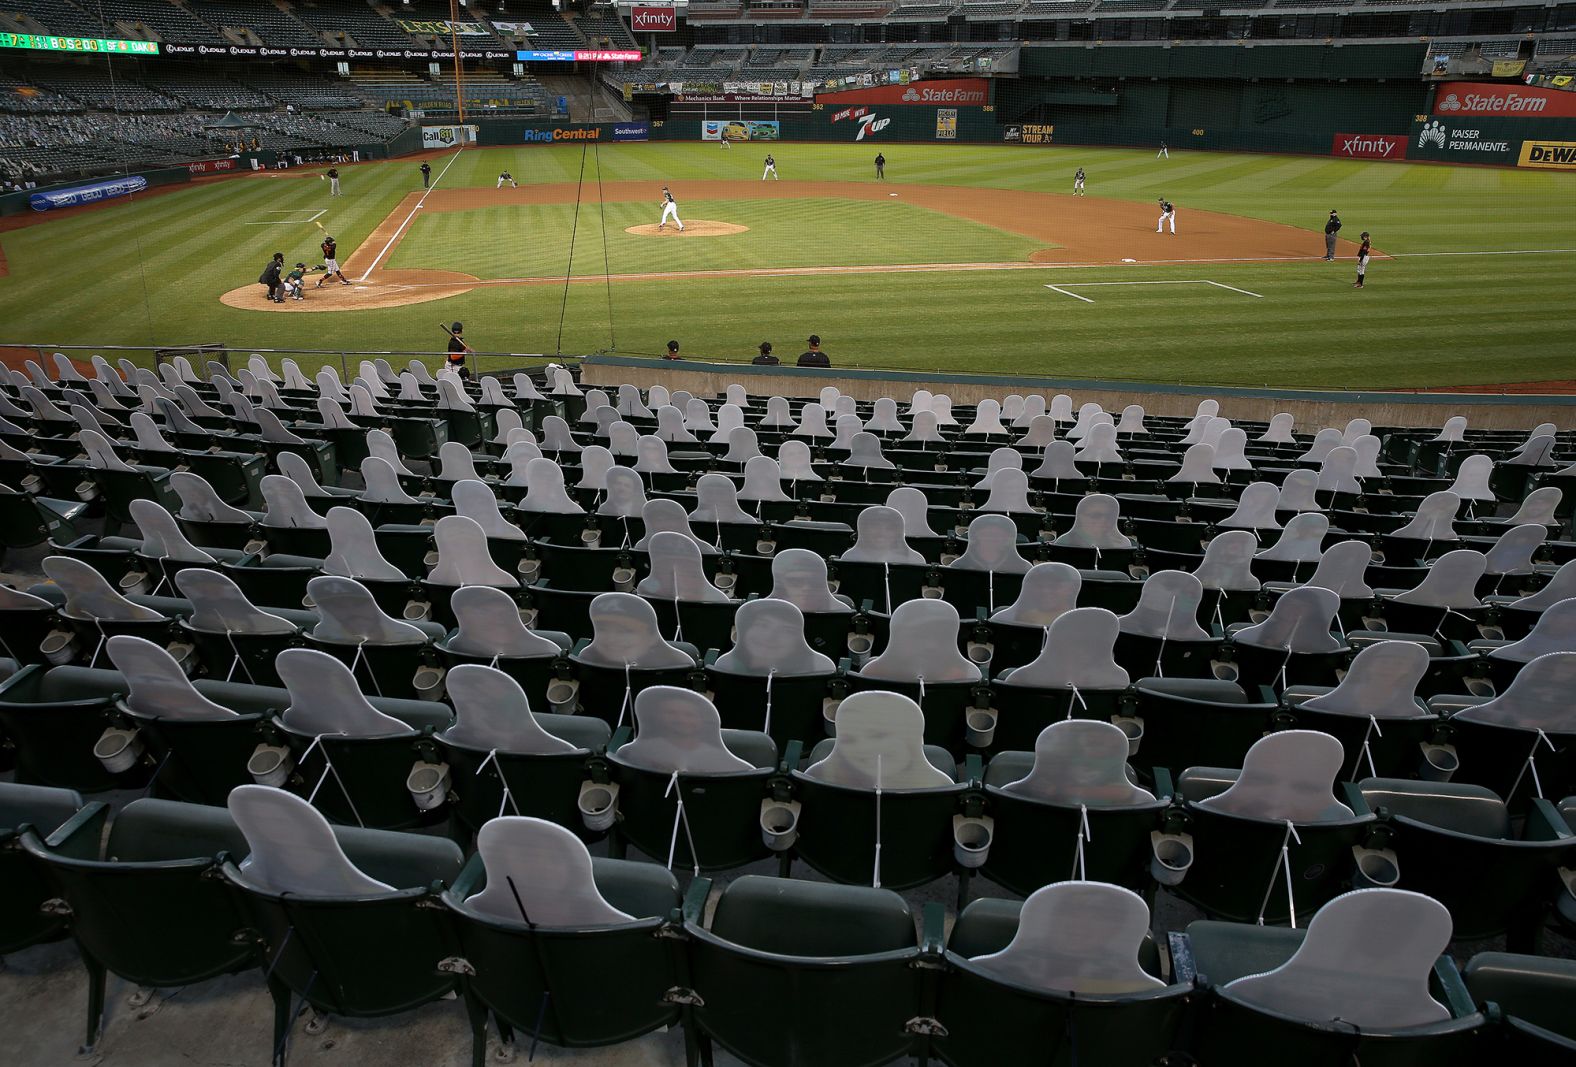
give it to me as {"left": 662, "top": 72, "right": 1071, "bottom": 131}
{"left": 1044, "top": 279, "right": 1264, "bottom": 303}
{"left": 357, "top": 147, "right": 464, "bottom": 282}
{"left": 1387, "top": 248, "right": 1576, "bottom": 258}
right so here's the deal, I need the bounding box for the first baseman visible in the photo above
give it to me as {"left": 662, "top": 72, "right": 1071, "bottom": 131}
{"left": 762, "top": 153, "right": 778, "bottom": 181}
{"left": 317, "top": 236, "right": 350, "bottom": 287}
{"left": 1074, "top": 167, "right": 1085, "bottom": 195}
{"left": 659, "top": 186, "right": 684, "bottom": 231}
{"left": 1156, "top": 198, "right": 1176, "bottom": 234}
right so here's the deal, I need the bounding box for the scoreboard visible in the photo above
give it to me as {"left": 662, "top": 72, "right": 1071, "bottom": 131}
{"left": 0, "top": 33, "right": 159, "bottom": 55}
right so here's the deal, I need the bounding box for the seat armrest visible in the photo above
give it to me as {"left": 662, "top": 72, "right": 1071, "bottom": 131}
{"left": 1432, "top": 955, "right": 1477, "bottom": 1020}
{"left": 681, "top": 877, "right": 712, "bottom": 926}
{"left": 921, "top": 902, "right": 946, "bottom": 955}
{"left": 1525, "top": 798, "right": 1574, "bottom": 843}
{"left": 42, "top": 801, "right": 110, "bottom": 860}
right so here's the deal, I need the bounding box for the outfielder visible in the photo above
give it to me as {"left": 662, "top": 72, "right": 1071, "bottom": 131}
{"left": 1074, "top": 167, "right": 1085, "bottom": 195}
{"left": 1156, "top": 198, "right": 1176, "bottom": 234}
{"left": 497, "top": 170, "right": 517, "bottom": 188}
{"left": 317, "top": 236, "right": 350, "bottom": 287}
{"left": 1156, "top": 141, "right": 1168, "bottom": 160}
{"left": 762, "top": 153, "right": 778, "bottom": 181}
{"left": 658, "top": 186, "right": 684, "bottom": 231}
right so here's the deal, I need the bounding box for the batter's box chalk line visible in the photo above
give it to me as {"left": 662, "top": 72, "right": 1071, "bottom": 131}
{"left": 1044, "top": 279, "right": 1264, "bottom": 304}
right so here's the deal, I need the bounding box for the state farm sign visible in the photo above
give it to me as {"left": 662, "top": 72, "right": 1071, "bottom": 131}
{"left": 1433, "top": 82, "right": 1576, "bottom": 119}
{"left": 630, "top": 6, "right": 676, "bottom": 32}
{"left": 1330, "top": 133, "right": 1408, "bottom": 160}
{"left": 817, "top": 78, "right": 990, "bottom": 108}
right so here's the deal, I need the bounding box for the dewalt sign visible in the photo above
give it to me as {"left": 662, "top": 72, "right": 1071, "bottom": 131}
{"left": 1518, "top": 140, "right": 1576, "bottom": 169}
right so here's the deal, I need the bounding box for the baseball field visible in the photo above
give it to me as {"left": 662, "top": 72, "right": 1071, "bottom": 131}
{"left": 1, "top": 141, "right": 1573, "bottom": 388}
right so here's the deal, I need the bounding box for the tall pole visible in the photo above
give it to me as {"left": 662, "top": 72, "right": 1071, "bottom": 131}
{"left": 449, "top": 0, "right": 467, "bottom": 124}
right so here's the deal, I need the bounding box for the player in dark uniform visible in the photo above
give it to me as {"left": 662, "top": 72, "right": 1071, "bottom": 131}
{"left": 420, "top": 161, "right": 431, "bottom": 188}
{"left": 446, "top": 322, "right": 472, "bottom": 379}
{"left": 1324, "top": 210, "right": 1343, "bottom": 261}
{"left": 762, "top": 153, "right": 778, "bottom": 181}
{"left": 874, "top": 153, "right": 886, "bottom": 180}
{"left": 1354, "top": 232, "right": 1371, "bottom": 289}
{"left": 326, "top": 166, "right": 341, "bottom": 196}
{"left": 497, "top": 170, "right": 517, "bottom": 188}
{"left": 317, "top": 236, "right": 350, "bottom": 287}
{"left": 1074, "top": 167, "right": 1086, "bottom": 196}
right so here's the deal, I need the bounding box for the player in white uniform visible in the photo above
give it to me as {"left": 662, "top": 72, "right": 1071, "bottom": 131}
{"left": 659, "top": 187, "right": 684, "bottom": 231}
{"left": 1157, "top": 141, "right": 1169, "bottom": 159}
{"left": 1156, "top": 198, "right": 1176, "bottom": 234}
{"left": 1073, "top": 167, "right": 1085, "bottom": 195}
{"left": 762, "top": 153, "right": 778, "bottom": 181}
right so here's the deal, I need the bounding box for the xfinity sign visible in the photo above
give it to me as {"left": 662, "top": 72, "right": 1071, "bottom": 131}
{"left": 631, "top": 6, "right": 677, "bottom": 32}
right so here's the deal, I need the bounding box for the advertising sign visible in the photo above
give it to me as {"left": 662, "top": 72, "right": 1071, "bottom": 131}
{"left": 1409, "top": 118, "right": 1518, "bottom": 163}
{"left": 186, "top": 159, "right": 238, "bottom": 174}
{"left": 1330, "top": 132, "right": 1408, "bottom": 160}
{"left": 517, "top": 49, "right": 641, "bottom": 62}
{"left": 1433, "top": 82, "right": 1576, "bottom": 119}
{"left": 613, "top": 122, "right": 651, "bottom": 142}
{"left": 1518, "top": 140, "right": 1576, "bottom": 169}
{"left": 630, "top": 6, "right": 677, "bottom": 32}
{"left": 701, "top": 120, "right": 780, "bottom": 142}
{"left": 936, "top": 108, "right": 957, "bottom": 141}
{"left": 1004, "top": 123, "right": 1054, "bottom": 144}
{"left": 396, "top": 19, "right": 489, "bottom": 35}
{"left": 817, "top": 78, "right": 990, "bottom": 108}
{"left": 164, "top": 41, "right": 516, "bottom": 60}
{"left": 422, "top": 125, "right": 476, "bottom": 148}
{"left": 30, "top": 175, "right": 148, "bottom": 212}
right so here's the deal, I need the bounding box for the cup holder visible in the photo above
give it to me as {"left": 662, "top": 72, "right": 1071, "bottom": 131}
{"left": 953, "top": 815, "right": 994, "bottom": 868}
{"left": 964, "top": 707, "right": 998, "bottom": 749}
{"left": 821, "top": 696, "right": 842, "bottom": 734}
{"left": 93, "top": 726, "right": 143, "bottom": 775}
{"left": 39, "top": 628, "right": 79, "bottom": 666}
{"left": 611, "top": 567, "right": 636, "bottom": 592}
{"left": 423, "top": 549, "right": 440, "bottom": 567}
{"left": 517, "top": 559, "right": 541, "bottom": 581}
{"left": 1352, "top": 846, "right": 1401, "bottom": 889}
{"left": 117, "top": 570, "right": 150, "bottom": 596}
{"left": 1150, "top": 831, "right": 1194, "bottom": 886}
{"left": 1463, "top": 678, "right": 1496, "bottom": 699}
{"left": 247, "top": 743, "right": 295, "bottom": 787}
{"left": 1209, "top": 660, "right": 1239, "bottom": 682}
{"left": 578, "top": 780, "right": 619, "bottom": 832}
{"left": 74, "top": 480, "right": 99, "bottom": 502}
{"left": 546, "top": 678, "right": 579, "bottom": 710}
{"left": 412, "top": 665, "right": 447, "bottom": 702}
{"left": 406, "top": 760, "right": 452, "bottom": 811}
{"left": 755, "top": 540, "right": 777, "bottom": 556}
{"left": 760, "top": 800, "right": 801, "bottom": 851}
{"left": 966, "top": 641, "right": 994, "bottom": 666}
{"left": 1418, "top": 742, "right": 1460, "bottom": 782}
{"left": 580, "top": 528, "right": 602, "bottom": 547}
{"left": 1111, "top": 715, "right": 1145, "bottom": 757}
{"left": 845, "top": 633, "right": 873, "bottom": 658}
{"left": 402, "top": 600, "right": 432, "bottom": 621}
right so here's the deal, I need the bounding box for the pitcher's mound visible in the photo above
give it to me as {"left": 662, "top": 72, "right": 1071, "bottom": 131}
{"left": 625, "top": 220, "right": 749, "bottom": 238}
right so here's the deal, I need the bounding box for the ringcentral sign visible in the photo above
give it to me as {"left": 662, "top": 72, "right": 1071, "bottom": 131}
{"left": 630, "top": 6, "right": 677, "bottom": 32}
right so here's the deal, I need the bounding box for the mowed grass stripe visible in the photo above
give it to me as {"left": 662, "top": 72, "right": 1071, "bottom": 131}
{"left": 386, "top": 198, "right": 1049, "bottom": 279}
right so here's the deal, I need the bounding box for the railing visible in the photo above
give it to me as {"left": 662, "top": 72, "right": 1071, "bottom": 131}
{"left": 0, "top": 343, "right": 574, "bottom": 382}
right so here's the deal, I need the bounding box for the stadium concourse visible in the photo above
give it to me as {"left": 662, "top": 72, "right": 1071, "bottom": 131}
{"left": 0, "top": 351, "right": 1573, "bottom": 1066}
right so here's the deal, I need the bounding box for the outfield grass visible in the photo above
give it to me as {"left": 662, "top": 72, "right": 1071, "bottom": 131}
{"left": 1, "top": 142, "right": 1573, "bottom": 387}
